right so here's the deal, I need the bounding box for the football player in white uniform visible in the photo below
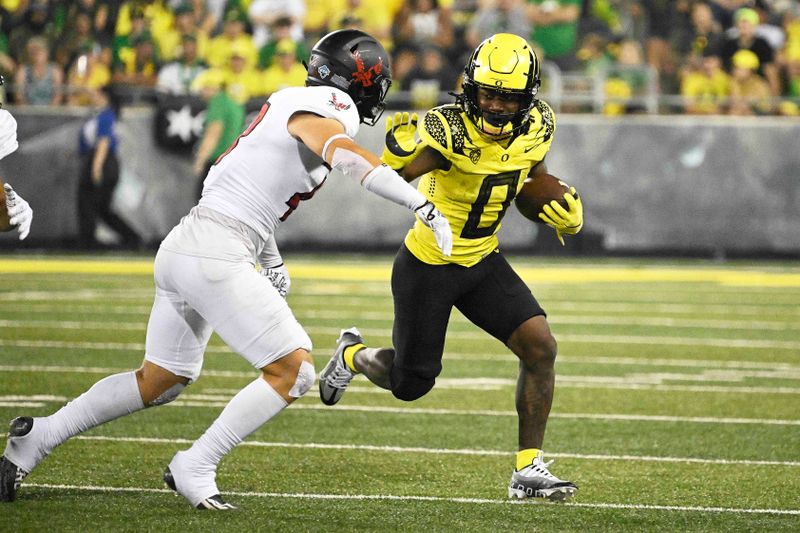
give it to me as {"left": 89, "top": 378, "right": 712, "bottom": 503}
{"left": 0, "top": 30, "right": 452, "bottom": 509}
{"left": 0, "top": 76, "right": 33, "bottom": 240}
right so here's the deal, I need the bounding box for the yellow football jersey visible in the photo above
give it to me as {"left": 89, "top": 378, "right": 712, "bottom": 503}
{"left": 406, "top": 100, "right": 556, "bottom": 267}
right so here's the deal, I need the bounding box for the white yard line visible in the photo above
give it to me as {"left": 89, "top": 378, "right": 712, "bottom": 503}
{"left": 2, "top": 327, "right": 798, "bottom": 350}
{"left": 0, "top": 290, "right": 151, "bottom": 301}
{"left": 7, "top": 300, "right": 800, "bottom": 321}
{"left": 557, "top": 355, "right": 800, "bottom": 370}
{"left": 0, "top": 304, "right": 152, "bottom": 314}
{"left": 4, "top": 290, "right": 800, "bottom": 313}
{"left": 0, "top": 392, "right": 797, "bottom": 425}
{"left": 294, "top": 311, "right": 800, "bottom": 331}
{"left": 20, "top": 483, "right": 800, "bottom": 515}
{"left": 551, "top": 382, "right": 800, "bottom": 394}
{"left": 2, "top": 315, "right": 799, "bottom": 333}
{"left": 2, "top": 350, "right": 799, "bottom": 372}
{"left": 0, "top": 364, "right": 250, "bottom": 377}
{"left": 275, "top": 404, "right": 800, "bottom": 426}
{"left": 0, "top": 319, "right": 144, "bottom": 330}
{"left": 0, "top": 401, "right": 46, "bottom": 407}
{"left": 2, "top": 364, "right": 799, "bottom": 395}
{"left": 64, "top": 435, "right": 800, "bottom": 467}
{"left": 533, "top": 300, "right": 800, "bottom": 316}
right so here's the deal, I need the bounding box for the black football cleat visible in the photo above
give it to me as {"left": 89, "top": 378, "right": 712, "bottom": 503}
{"left": 1, "top": 417, "right": 35, "bottom": 502}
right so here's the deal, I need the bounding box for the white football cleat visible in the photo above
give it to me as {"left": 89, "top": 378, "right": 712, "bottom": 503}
{"left": 318, "top": 327, "right": 363, "bottom": 406}
{"left": 508, "top": 451, "right": 577, "bottom": 501}
{"left": 163, "top": 451, "right": 236, "bottom": 510}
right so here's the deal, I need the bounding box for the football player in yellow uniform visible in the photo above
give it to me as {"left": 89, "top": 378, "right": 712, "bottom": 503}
{"left": 319, "top": 33, "right": 582, "bottom": 500}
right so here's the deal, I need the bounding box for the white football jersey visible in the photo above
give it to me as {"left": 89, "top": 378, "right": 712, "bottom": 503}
{"left": 198, "top": 85, "right": 360, "bottom": 241}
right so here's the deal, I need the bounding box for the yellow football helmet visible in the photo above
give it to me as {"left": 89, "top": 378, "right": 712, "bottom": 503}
{"left": 461, "top": 33, "right": 540, "bottom": 137}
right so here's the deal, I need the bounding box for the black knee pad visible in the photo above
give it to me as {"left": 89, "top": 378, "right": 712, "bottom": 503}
{"left": 390, "top": 369, "right": 435, "bottom": 401}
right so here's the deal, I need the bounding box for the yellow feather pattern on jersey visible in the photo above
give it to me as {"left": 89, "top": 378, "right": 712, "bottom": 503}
{"left": 406, "top": 100, "right": 557, "bottom": 267}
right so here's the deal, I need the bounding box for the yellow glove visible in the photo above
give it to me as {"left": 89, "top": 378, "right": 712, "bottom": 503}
{"left": 538, "top": 187, "right": 583, "bottom": 246}
{"left": 381, "top": 112, "right": 420, "bottom": 170}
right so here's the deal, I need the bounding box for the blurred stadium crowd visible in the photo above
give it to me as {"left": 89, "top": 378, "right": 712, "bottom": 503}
{"left": 0, "top": 0, "right": 799, "bottom": 115}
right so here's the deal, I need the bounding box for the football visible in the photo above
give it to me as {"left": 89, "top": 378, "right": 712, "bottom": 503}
{"left": 514, "top": 173, "right": 571, "bottom": 223}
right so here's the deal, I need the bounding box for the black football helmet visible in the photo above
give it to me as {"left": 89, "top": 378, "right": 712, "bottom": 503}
{"left": 306, "top": 29, "right": 392, "bottom": 126}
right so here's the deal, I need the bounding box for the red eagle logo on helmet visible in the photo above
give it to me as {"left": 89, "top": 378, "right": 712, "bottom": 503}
{"left": 351, "top": 51, "right": 383, "bottom": 87}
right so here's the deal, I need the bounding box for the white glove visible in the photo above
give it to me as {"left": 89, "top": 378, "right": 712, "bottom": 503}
{"left": 4, "top": 183, "right": 32, "bottom": 240}
{"left": 261, "top": 264, "right": 291, "bottom": 298}
{"left": 415, "top": 201, "right": 452, "bottom": 256}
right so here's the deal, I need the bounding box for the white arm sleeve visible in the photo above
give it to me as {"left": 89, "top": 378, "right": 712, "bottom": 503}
{"left": 329, "top": 144, "right": 427, "bottom": 211}
{"left": 0, "top": 109, "right": 19, "bottom": 160}
{"left": 257, "top": 233, "right": 283, "bottom": 268}
{"left": 361, "top": 164, "right": 427, "bottom": 211}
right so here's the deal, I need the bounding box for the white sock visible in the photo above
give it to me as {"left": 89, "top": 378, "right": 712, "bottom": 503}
{"left": 184, "top": 378, "right": 288, "bottom": 467}
{"left": 44, "top": 371, "right": 144, "bottom": 448}
{"left": 6, "top": 371, "right": 144, "bottom": 472}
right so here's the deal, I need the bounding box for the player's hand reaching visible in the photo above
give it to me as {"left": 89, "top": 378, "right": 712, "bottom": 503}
{"left": 539, "top": 187, "right": 583, "bottom": 246}
{"left": 4, "top": 183, "right": 32, "bottom": 240}
{"left": 415, "top": 201, "right": 452, "bottom": 256}
{"left": 381, "top": 112, "right": 420, "bottom": 170}
{"left": 261, "top": 264, "right": 291, "bottom": 298}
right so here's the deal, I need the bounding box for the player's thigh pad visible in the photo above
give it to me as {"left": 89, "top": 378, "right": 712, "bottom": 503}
{"left": 158, "top": 249, "right": 312, "bottom": 370}
{"left": 145, "top": 283, "right": 213, "bottom": 382}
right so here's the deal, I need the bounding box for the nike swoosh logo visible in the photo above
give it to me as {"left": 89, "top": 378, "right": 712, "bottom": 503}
{"left": 524, "top": 144, "right": 540, "bottom": 153}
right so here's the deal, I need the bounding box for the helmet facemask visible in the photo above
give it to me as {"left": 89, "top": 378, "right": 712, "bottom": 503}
{"left": 349, "top": 53, "right": 392, "bottom": 126}
{"left": 462, "top": 80, "right": 537, "bottom": 137}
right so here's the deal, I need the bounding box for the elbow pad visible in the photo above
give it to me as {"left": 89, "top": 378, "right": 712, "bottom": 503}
{"left": 329, "top": 144, "right": 376, "bottom": 182}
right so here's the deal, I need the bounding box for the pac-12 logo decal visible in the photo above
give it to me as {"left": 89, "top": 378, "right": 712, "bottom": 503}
{"left": 351, "top": 51, "right": 383, "bottom": 87}
{"left": 468, "top": 148, "right": 481, "bottom": 164}
{"left": 328, "top": 93, "right": 351, "bottom": 111}
{"left": 318, "top": 64, "right": 330, "bottom": 79}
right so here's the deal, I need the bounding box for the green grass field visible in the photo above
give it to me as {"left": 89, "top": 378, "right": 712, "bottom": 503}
{"left": 0, "top": 254, "right": 798, "bottom": 532}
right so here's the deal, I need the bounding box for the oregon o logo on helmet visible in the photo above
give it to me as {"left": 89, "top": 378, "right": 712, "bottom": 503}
{"left": 495, "top": 80, "right": 503, "bottom": 87}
